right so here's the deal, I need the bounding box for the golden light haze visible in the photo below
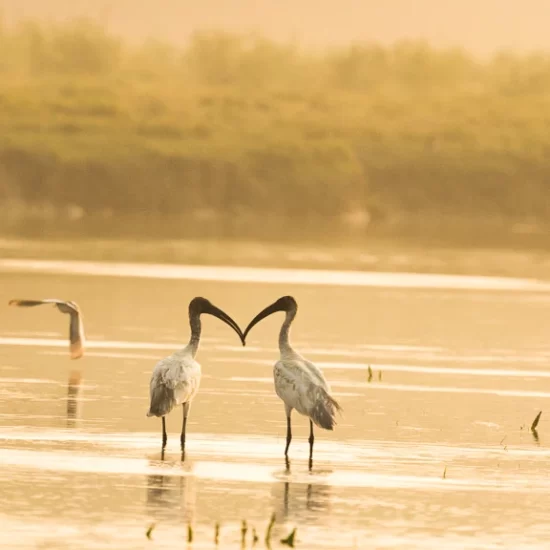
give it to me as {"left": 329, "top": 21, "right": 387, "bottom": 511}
{"left": 1, "top": 0, "right": 550, "bottom": 252}
{"left": 2, "top": 0, "right": 550, "bottom": 56}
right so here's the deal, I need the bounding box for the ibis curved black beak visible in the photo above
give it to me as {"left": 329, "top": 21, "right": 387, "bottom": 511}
{"left": 243, "top": 300, "right": 287, "bottom": 342}
{"left": 205, "top": 303, "right": 246, "bottom": 346}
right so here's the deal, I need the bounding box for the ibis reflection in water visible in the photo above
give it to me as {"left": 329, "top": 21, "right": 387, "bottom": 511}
{"left": 146, "top": 464, "right": 196, "bottom": 524}
{"left": 147, "top": 297, "right": 245, "bottom": 457}
{"left": 243, "top": 296, "right": 342, "bottom": 468}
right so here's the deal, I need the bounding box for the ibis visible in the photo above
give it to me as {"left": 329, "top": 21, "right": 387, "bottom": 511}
{"left": 243, "top": 296, "right": 341, "bottom": 466}
{"left": 147, "top": 297, "right": 244, "bottom": 454}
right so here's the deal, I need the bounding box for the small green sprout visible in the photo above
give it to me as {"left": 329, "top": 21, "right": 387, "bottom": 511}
{"left": 265, "top": 513, "right": 276, "bottom": 546}
{"left": 531, "top": 411, "right": 542, "bottom": 432}
{"left": 281, "top": 528, "right": 297, "bottom": 547}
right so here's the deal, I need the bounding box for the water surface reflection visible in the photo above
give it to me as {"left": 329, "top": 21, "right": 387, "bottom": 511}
{"left": 146, "top": 460, "right": 196, "bottom": 524}
{"left": 2, "top": 265, "right": 550, "bottom": 548}
{"left": 66, "top": 370, "right": 82, "bottom": 427}
{"left": 276, "top": 480, "right": 331, "bottom": 521}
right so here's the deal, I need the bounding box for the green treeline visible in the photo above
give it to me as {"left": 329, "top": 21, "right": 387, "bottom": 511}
{"left": 0, "top": 18, "right": 549, "bottom": 243}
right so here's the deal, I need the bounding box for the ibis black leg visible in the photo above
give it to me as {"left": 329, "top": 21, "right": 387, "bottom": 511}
{"left": 162, "top": 417, "right": 167, "bottom": 449}
{"left": 284, "top": 415, "right": 292, "bottom": 456}
{"left": 308, "top": 420, "right": 314, "bottom": 469}
{"left": 180, "top": 403, "right": 188, "bottom": 452}
{"left": 285, "top": 455, "right": 291, "bottom": 472}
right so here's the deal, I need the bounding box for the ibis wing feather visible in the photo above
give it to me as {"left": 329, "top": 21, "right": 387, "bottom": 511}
{"left": 274, "top": 358, "right": 341, "bottom": 430}
{"left": 147, "top": 354, "right": 201, "bottom": 417}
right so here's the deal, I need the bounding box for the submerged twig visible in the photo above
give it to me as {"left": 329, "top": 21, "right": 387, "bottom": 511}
{"left": 281, "top": 528, "right": 297, "bottom": 548}
{"left": 442, "top": 466, "right": 447, "bottom": 479}
{"left": 367, "top": 365, "right": 373, "bottom": 382}
{"left": 214, "top": 522, "right": 220, "bottom": 545}
{"left": 241, "top": 520, "right": 248, "bottom": 547}
{"left": 265, "top": 513, "right": 276, "bottom": 547}
{"left": 187, "top": 524, "right": 193, "bottom": 543}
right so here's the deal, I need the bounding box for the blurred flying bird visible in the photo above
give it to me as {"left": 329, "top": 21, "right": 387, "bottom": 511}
{"left": 8, "top": 299, "right": 85, "bottom": 359}
{"left": 243, "top": 296, "right": 341, "bottom": 467}
{"left": 147, "top": 297, "right": 245, "bottom": 454}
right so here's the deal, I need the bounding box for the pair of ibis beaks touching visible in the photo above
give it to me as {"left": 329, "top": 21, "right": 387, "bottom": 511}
{"left": 9, "top": 296, "right": 342, "bottom": 464}
{"left": 147, "top": 295, "right": 342, "bottom": 463}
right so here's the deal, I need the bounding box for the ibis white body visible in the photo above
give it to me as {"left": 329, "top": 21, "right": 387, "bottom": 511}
{"left": 148, "top": 349, "right": 201, "bottom": 418}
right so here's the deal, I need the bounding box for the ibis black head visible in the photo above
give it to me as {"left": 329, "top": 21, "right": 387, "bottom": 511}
{"left": 243, "top": 295, "right": 298, "bottom": 342}
{"left": 189, "top": 297, "right": 245, "bottom": 345}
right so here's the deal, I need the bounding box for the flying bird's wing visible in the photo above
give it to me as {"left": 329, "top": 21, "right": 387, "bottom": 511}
{"left": 64, "top": 303, "right": 85, "bottom": 360}
{"left": 9, "top": 299, "right": 85, "bottom": 359}
{"left": 9, "top": 299, "right": 65, "bottom": 308}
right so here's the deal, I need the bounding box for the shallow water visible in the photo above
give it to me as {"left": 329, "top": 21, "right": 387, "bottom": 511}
{"left": 1, "top": 260, "right": 550, "bottom": 548}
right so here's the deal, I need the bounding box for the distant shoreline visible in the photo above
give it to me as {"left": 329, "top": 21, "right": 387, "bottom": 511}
{"left": 1, "top": 237, "right": 550, "bottom": 282}
{"left": 2, "top": 23, "right": 550, "bottom": 249}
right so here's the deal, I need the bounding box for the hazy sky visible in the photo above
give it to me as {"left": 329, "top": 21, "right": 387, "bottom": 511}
{"left": 2, "top": 0, "right": 550, "bottom": 57}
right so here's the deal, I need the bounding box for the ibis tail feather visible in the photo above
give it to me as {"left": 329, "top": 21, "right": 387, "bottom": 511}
{"left": 310, "top": 388, "right": 342, "bottom": 430}
{"left": 147, "top": 384, "right": 176, "bottom": 417}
